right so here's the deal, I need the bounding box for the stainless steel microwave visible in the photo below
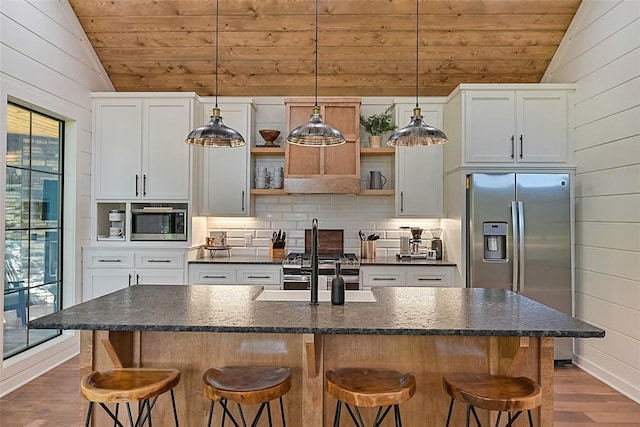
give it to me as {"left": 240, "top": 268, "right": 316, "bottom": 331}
{"left": 130, "top": 207, "right": 187, "bottom": 241}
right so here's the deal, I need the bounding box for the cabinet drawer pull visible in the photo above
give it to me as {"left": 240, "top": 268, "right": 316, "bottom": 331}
{"left": 372, "top": 277, "right": 396, "bottom": 281}
{"left": 418, "top": 277, "right": 442, "bottom": 281}
{"left": 247, "top": 275, "right": 270, "bottom": 279}
{"left": 203, "top": 275, "right": 227, "bottom": 279}
{"left": 98, "top": 259, "right": 122, "bottom": 263}
{"left": 147, "top": 259, "right": 171, "bottom": 263}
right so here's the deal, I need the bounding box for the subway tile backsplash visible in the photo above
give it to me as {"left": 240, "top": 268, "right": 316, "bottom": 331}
{"left": 201, "top": 194, "right": 441, "bottom": 257}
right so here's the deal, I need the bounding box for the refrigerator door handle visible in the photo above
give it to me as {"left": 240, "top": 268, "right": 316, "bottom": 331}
{"left": 517, "top": 201, "right": 525, "bottom": 292}
{"left": 511, "top": 201, "right": 519, "bottom": 292}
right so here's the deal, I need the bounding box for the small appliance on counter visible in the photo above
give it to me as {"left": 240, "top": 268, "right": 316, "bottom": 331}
{"left": 97, "top": 209, "right": 125, "bottom": 241}
{"left": 430, "top": 228, "right": 443, "bottom": 260}
{"left": 396, "top": 226, "right": 437, "bottom": 260}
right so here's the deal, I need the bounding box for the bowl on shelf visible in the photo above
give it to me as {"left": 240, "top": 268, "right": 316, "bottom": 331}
{"left": 259, "top": 129, "right": 281, "bottom": 147}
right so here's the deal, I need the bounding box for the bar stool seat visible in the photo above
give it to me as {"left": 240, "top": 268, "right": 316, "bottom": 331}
{"left": 327, "top": 368, "right": 416, "bottom": 427}
{"left": 202, "top": 366, "right": 292, "bottom": 426}
{"left": 443, "top": 373, "right": 542, "bottom": 427}
{"left": 81, "top": 367, "right": 181, "bottom": 426}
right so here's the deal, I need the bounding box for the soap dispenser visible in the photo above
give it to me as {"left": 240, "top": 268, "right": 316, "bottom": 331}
{"left": 331, "top": 262, "right": 345, "bottom": 305}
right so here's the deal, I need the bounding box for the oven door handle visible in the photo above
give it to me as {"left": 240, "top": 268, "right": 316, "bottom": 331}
{"left": 283, "top": 274, "right": 311, "bottom": 282}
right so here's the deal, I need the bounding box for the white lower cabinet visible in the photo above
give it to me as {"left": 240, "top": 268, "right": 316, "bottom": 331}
{"left": 361, "top": 266, "right": 456, "bottom": 288}
{"left": 189, "top": 264, "right": 281, "bottom": 289}
{"left": 83, "top": 248, "right": 187, "bottom": 300}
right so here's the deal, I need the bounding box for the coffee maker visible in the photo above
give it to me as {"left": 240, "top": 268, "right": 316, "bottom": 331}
{"left": 108, "top": 209, "right": 125, "bottom": 240}
{"left": 410, "top": 227, "right": 424, "bottom": 255}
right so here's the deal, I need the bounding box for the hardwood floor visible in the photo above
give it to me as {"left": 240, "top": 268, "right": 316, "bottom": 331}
{"left": 0, "top": 357, "right": 638, "bottom": 426}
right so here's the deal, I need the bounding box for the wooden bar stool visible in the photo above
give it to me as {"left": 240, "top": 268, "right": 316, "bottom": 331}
{"left": 443, "top": 373, "right": 542, "bottom": 427}
{"left": 80, "top": 340, "right": 180, "bottom": 427}
{"left": 202, "top": 366, "right": 292, "bottom": 427}
{"left": 326, "top": 368, "right": 416, "bottom": 427}
{"left": 81, "top": 368, "right": 181, "bottom": 426}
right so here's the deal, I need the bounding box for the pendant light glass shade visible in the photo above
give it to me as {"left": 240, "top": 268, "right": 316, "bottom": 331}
{"left": 387, "top": 107, "right": 448, "bottom": 147}
{"left": 387, "top": 0, "right": 447, "bottom": 147}
{"left": 185, "top": 107, "right": 245, "bottom": 147}
{"left": 185, "top": 0, "right": 245, "bottom": 148}
{"left": 287, "top": 107, "right": 346, "bottom": 146}
{"left": 286, "top": 0, "right": 345, "bottom": 147}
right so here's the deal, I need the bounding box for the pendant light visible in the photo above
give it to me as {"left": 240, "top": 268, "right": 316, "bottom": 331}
{"left": 387, "top": 0, "right": 448, "bottom": 147}
{"left": 185, "top": 0, "right": 245, "bottom": 147}
{"left": 286, "top": 0, "right": 345, "bottom": 146}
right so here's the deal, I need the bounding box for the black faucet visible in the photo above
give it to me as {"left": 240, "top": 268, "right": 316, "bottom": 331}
{"left": 310, "top": 218, "right": 319, "bottom": 305}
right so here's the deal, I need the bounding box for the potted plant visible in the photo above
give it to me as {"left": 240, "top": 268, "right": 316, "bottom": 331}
{"left": 360, "top": 106, "right": 396, "bottom": 147}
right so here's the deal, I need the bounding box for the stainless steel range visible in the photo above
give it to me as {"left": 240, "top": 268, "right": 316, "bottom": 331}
{"left": 282, "top": 252, "right": 360, "bottom": 290}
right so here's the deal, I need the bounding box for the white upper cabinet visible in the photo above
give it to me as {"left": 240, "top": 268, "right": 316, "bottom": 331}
{"left": 394, "top": 103, "right": 444, "bottom": 217}
{"left": 444, "top": 84, "right": 574, "bottom": 170}
{"left": 93, "top": 95, "right": 194, "bottom": 200}
{"left": 197, "top": 100, "right": 254, "bottom": 216}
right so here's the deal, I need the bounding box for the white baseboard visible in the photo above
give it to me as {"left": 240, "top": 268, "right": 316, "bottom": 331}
{"left": 0, "top": 335, "right": 79, "bottom": 397}
{"left": 574, "top": 354, "right": 640, "bottom": 404}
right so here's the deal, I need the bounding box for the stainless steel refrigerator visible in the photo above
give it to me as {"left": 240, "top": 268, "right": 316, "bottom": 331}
{"left": 466, "top": 173, "right": 573, "bottom": 361}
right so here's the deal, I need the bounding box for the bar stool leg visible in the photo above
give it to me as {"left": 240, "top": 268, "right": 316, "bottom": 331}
{"left": 393, "top": 404, "right": 403, "bottom": 427}
{"left": 85, "top": 402, "right": 94, "bottom": 427}
{"left": 333, "top": 401, "right": 342, "bottom": 427}
{"left": 528, "top": 410, "right": 534, "bottom": 427}
{"left": 279, "top": 396, "right": 287, "bottom": 427}
{"left": 445, "top": 398, "right": 454, "bottom": 427}
{"left": 465, "top": 405, "right": 471, "bottom": 427}
{"left": 207, "top": 401, "right": 215, "bottom": 427}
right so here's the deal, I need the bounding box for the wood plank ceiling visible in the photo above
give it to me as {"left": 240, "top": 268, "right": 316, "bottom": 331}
{"left": 68, "top": 0, "right": 581, "bottom": 97}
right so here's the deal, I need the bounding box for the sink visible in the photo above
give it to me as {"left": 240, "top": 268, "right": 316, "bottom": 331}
{"left": 255, "top": 289, "right": 377, "bottom": 303}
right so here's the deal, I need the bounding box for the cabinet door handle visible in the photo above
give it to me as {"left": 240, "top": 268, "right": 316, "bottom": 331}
{"left": 400, "top": 191, "right": 404, "bottom": 213}
{"left": 135, "top": 174, "right": 139, "bottom": 196}
{"left": 373, "top": 277, "right": 396, "bottom": 281}
{"left": 128, "top": 273, "right": 132, "bottom": 286}
{"left": 147, "top": 259, "right": 171, "bottom": 263}
{"left": 203, "top": 275, "right": 227, "bottom": 279}
{"left": 418, "top": 277, "right": 442, "bottom": 281}
{"left": 143, "top": 174, "right": 147, "bottom": 196}
{"left": 136, "top": 274, "right": 140, "bottom": 285}
{"left": 98, "top": 259, "right": 122, "bottom": 263}
{"left": 510, "top": 135, "right": 515, "bottom": 159}
{"left": 519, "top": 135, "right": 523, "bottom": 159}
{"left": 247, "top": 275, "right": 270, "bottom": 279}
{"left": 241, "top": 190, "right": 245, "bottom": 212}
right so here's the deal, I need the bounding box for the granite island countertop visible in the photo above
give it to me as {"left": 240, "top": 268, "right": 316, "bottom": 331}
{"left": 30, "top": 285, "right": 603, "bottom": 338}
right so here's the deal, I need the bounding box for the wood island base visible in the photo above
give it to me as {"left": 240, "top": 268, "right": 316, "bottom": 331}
{"left": 80, "top": 331, "right": 553, "bottom": 426}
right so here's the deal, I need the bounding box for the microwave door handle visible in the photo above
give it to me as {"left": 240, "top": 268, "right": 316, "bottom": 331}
{"left": 517, "top": 201, "right": 525, "bottom": 293}
{"left": 511, "top": 201, "right": 519, "bottom": 292}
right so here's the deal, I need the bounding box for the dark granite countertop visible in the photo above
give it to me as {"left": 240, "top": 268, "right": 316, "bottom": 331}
{"left": 189, "top": 255, "right": 456, "bottom": 266}
{"left": 190, "top": 255, "right": 281, "bottom": 264}
{"left": 360, "top": 256, "right": 457, "bottom": 266}
{"left": 29, "top": 285, "right": 603, "bottom": 338}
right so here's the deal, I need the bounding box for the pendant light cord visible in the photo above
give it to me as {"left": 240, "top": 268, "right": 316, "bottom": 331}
{"left": 315, "top": 0, "right": 319, "bottom": 106}
{"left": 415, "top": 0, "right": 419, "bottom": 108}
{"left": 215, "top": 0, "right": 220, "bottom": 108}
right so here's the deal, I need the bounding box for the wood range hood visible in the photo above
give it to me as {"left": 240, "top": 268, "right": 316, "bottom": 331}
{"left": 284, "top": 98, "right": 362, "bottom": 194}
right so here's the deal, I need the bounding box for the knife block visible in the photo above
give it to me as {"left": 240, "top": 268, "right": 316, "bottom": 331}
{"left": 270, "top": 245, "right": 286, "bottom": 260}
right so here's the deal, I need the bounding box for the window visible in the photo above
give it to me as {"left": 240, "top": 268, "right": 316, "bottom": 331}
{"left": 4, "top": 102, "right": 63, "bottom": 359}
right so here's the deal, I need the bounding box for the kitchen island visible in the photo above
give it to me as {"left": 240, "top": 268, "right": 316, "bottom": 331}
{"left": 30, "top": 285, "right": 603, "bottom": 426}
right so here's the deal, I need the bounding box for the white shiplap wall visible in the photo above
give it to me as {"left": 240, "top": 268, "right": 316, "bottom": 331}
{"left": 0, "top": 0, "right": 113, "bottom": 396}
{"left": 543, "top": 0, "right": 640, "bottom": 402}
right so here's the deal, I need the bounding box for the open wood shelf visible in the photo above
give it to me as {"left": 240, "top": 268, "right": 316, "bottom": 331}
{"left": 358, "top": 189, "right": 395, "bottom": 196}
{"left": 360, "top": 147, "right": 395, "bottom": 156}
{"left": 250, "top": 188, "right": 286, "bottom": 195}
{"left": 251, "top": 147, "right": 285, "bottom": 156}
